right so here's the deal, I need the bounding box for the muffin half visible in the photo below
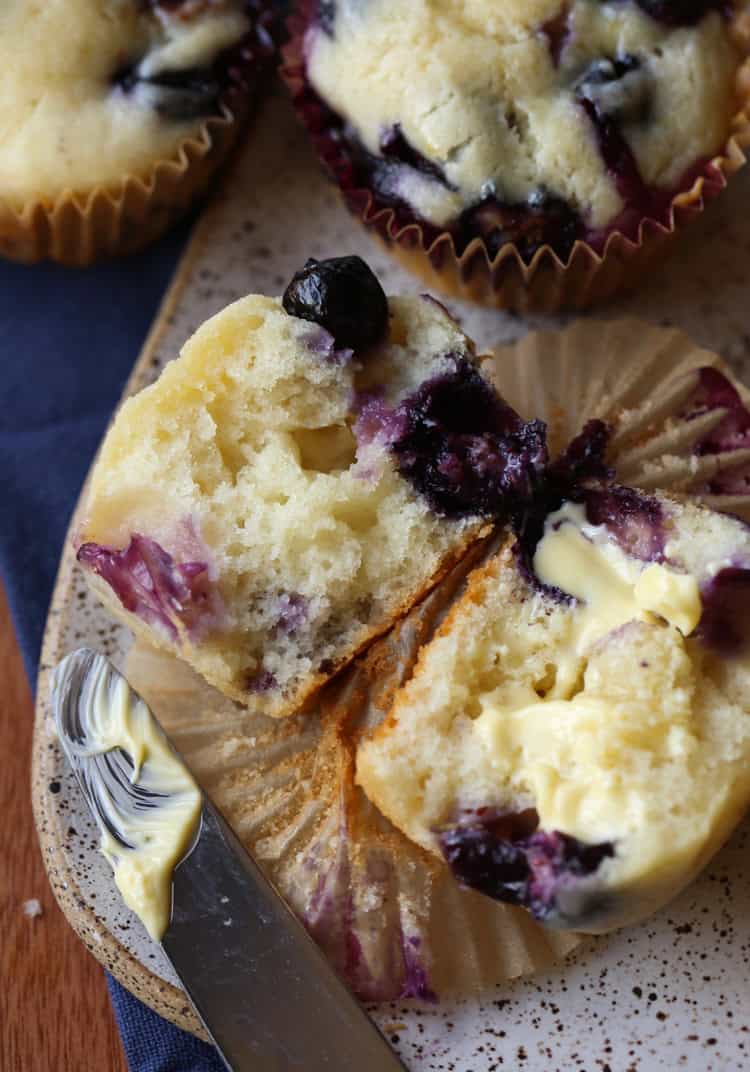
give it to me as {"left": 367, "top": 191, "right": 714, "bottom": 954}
{"left": 76, "top": 256, "right": 545, "bottom": 716}
{"left": 357, "top": 466, "right": 750, "bottom": 932}
{"left": 0, "top": 0, "right": 276, "bottom": 263}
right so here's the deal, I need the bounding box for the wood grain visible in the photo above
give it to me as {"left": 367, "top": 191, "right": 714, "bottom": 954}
{"left": 0, "top": 581, "right": 127, "bottom": 1072}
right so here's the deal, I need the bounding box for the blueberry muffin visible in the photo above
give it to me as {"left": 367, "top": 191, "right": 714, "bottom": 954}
{"left": 76, "top": 257, "right": 545, "bottom": 717}
{"left": 357, "top": 447, "right": 750, "bottom": 932}
{"left": 287, "top": 0, "right": 749, "bottom": 307}
{"left": 0, "top": 0, "right": 275, "bottom": 263}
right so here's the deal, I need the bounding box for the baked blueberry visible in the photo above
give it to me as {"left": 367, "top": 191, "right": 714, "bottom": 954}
{"left": 697, "top": 566, "right": 750, "bottom": 655}
{"left": 575, "top": 55, "right": 650, "bottom": 125}
{"left": 687, "top": 366, "right": 750, "bottom": 456}
{"left": 579, "top": 485, "right": 666, "bottom": 561}
{"left": 379, "top": 124, "right": 455, "bottom": 188}
{"left": 318, "top": 0, "right": 338, "bottom": 37}
{"left": 460, "top": 190, "right": 584, "bottom": 262}
{"left": 390, "top": 356, "right": 548, "bottom": 519}
{"left": 440, "top": 814, "right": 614, "bottom": 923}
{"left": 283, "top": 256, "right": 389, "bottom": 351}
{"left": 77, "top": 534, "right": 221, "bottom": 642}
{"left": 115, "top": 64, "right": 224, "bottom": 121}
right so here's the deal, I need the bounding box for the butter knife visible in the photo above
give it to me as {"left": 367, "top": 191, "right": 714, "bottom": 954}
{"left": 51, "top": 648, "right": 408, "bottom": 1072}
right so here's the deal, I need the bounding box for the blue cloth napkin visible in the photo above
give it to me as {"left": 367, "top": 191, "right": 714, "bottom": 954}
{"left": 0, "top": 227, "right": 225, "bottom": 1071}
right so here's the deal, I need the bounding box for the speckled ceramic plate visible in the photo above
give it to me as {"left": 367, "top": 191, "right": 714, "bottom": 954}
{"left": 33, "top": 88, "right": 750, "bottom": 1071}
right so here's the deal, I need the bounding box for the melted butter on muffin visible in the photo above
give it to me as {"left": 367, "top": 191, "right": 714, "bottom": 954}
{"left": 307, "top": 0, "right": 738, "bottom": 231}
{"left": 533, "top": 501, "right": 702, "bottom": 643}
{"left": 475, "top": 502, "right": 704, "bottom": 865}
{"left": 0, "top": 0, "right": 250, "bottom": 205}
{"left": 357, "top": 490, "right": 750, "bottom": 931}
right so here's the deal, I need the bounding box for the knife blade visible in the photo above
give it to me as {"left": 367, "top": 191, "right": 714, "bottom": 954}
{"left": 51, "top": 648, "right": 408, "bottom": 1072}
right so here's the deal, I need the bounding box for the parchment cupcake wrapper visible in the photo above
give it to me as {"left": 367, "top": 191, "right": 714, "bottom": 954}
{"left": 489, "top": 317, "right": 750, "bottom": 519}
{"left": 0, "top": 16, "right": 276, "bottom": 266}
{"left": 281, "top": 5, "right": 750, "bottom": 313}
{"left": 125, "top": 318, "right": 750, "bottom": 1003}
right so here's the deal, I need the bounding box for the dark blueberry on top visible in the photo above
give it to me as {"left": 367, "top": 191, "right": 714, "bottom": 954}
{"left": 631, "top": 0, "right": 727, "bottom": 27}
{"left": 460, "top": 190, "right": 584, "bottom": 262}
{"left": 283, "top": 255, "right": 389, "bottom": 351}
{"left": 439, "top": 811, "right": 614, "bottom": 922}
{"left": 391, "top": 356, "right": 548, "bottom": 519}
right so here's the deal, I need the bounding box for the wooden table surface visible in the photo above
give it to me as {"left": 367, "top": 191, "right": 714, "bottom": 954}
{"left": 0, "top": 579, "right": 127, "bottom": 1071}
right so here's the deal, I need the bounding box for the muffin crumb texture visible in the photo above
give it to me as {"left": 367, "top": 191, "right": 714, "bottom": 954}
{"left": 75, "top": 288, "right": 535, "bottom": 715}
{"left": 357, "top": 488, "right": 750, "bottom": 932}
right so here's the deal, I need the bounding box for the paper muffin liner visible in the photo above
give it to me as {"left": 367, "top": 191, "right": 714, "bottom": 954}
{"left": 281, "top": 4, "right": 750, "bottom": 313}
{"left": 488, "top": 317, "right": 750, "bottom": 520}
{"left": 0, "top": 6, "right": 278, "bottom": 266}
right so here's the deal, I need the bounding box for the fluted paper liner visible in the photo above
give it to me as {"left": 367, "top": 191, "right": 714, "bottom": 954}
{"left": 282, "top": 6, "right": 750, "bottom": 313}
{"left": 119, "top": 318, "right": 750, "bottom": 1007}
{"left": 0, "top": 17, "right": 275, "bottom": 266}
{"left": 0, "top": 118, "right": 239, "bottom": 265}
{"left": 489, "top": 317, "right": 750, "bottom": 520}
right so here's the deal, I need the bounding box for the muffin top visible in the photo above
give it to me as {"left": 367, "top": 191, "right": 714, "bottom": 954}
{"left": 0, "top": 0, "right": 255, "bottom": 205}
{"left": 306, "top": 0, "right": 740, "bottom": 256}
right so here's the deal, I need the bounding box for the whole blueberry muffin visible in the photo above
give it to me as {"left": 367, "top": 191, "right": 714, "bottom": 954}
{"left": 0, "top": 0, "right": 275, "bottom": 263}
{"left": 76, "top": 256, "right": 545, "bottom": 716}
{"left": 287, "top": 0, "right": 750, "bottom": 308}
{"left": 357, "top": 461, "right": 750, "bottom": 932}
